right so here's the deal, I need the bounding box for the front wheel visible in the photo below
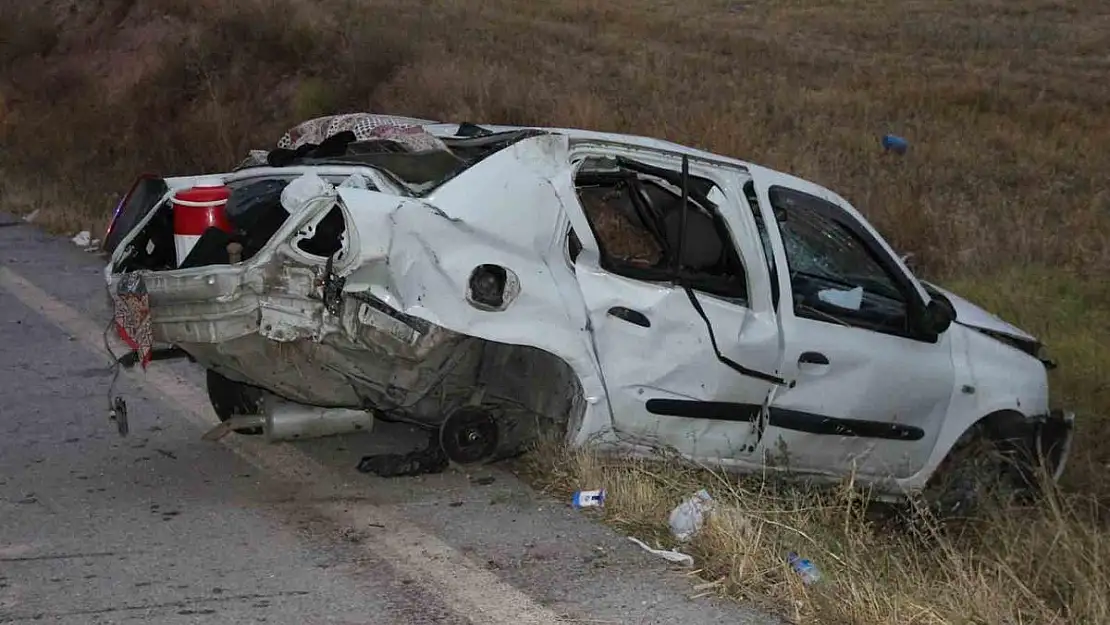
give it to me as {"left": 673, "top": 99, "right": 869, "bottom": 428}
{"left": 922, "top": 424, "right": 1033, "bottom": 518}
{"left": 205, "top": 368, "right": 265, "bottom": 435}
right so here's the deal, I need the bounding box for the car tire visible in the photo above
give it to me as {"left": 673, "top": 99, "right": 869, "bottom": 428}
{"left": 922, "top": 424, "right": 1030, "bottom": 518}
{"left": 205, "top": 368, "right": 265, "bottom": 435}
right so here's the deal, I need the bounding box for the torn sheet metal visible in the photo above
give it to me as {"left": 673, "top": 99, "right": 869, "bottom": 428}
{"left": 332, "top": 133, "right": 612, "bottom": 445}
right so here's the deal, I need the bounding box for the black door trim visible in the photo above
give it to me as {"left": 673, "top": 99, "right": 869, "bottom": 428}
{"left": 645, "top": 399, "right": 924, "bottom": 441}
{"left": 767, "top": 407, "right": 924, "bottom": 441}
{"left": 645, "top": 399, "right": 760, "bottom": 423}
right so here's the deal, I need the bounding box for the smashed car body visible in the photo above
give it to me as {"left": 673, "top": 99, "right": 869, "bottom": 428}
{"left": 102, "top": 114, "right": 1074, "bottom": 499}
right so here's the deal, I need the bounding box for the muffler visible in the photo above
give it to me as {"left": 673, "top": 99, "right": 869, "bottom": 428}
{"left": 202, "top": 392, "right": 374, "bottom": 442}
{"left": 264, "top": 394, "right": 375, "bottom": 442}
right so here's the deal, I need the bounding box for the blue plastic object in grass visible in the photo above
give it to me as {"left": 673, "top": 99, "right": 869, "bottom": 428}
{"left": 882, "top": 134, "right": 909, "bottom": 154}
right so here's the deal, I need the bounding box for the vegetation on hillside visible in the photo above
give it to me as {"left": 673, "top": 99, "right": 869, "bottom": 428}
{"left": 2, "top": 0, "right": 1107, "bottom": 622}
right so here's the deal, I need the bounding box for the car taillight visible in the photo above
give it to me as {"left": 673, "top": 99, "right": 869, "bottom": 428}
{"left": 104, "top": 174, "right": 154, "bottom": 242}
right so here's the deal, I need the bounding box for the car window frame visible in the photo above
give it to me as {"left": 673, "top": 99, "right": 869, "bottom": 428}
{"left": 766, "top": 184, "right": 930, "bottom": 342}
{"left": 567, "top": 155, "right": 753, "bottom": 306}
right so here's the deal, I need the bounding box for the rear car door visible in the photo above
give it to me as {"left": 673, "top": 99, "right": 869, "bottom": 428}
{"left": 749, "top": 175, "right": 956, "bottom": 480}
{"left": 564, "top": 148, "right": 785, "bottom": 466}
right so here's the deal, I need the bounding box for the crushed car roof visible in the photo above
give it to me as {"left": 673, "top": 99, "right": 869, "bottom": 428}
{"left": 423, "top": 122, "right": 755, "bottom": 170}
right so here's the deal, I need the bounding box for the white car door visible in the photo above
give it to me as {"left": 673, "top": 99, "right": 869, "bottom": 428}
{"left": 563, "top": 148, "right": 787, "bottom": 466}
{"left": 748, "top": 172, "right": 956, "bottom": 480}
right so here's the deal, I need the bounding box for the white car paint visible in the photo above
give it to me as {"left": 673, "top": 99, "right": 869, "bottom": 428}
{"left": 929, "top": 283, "right": 1039, "bottom": 343}
{"left": 103, "top": 117, "right": 1073, "bottom": 497}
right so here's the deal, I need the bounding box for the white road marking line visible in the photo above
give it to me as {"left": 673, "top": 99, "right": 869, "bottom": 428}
{"left": 0, "top": 266, "right": 565, "bottom": 625}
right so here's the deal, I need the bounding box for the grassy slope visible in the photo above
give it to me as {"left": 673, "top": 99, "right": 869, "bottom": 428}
{"left": 1, "top": 0, "right": 1108, "bottom": 622}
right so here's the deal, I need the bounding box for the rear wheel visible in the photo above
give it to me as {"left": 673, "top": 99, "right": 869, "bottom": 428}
{"left": 205, "top": 369, "right": 265, "bottom": 435}
{"left": 439, "top": 406, "right": 500, "bottom": 465}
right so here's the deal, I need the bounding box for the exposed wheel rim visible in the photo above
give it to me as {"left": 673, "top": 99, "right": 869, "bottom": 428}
{"left": 439, "top": 407, "right": 499, "bottom": 465}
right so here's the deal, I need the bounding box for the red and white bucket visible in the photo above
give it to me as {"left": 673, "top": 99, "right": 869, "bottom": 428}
{"left": 171, "top": 179, "right": 231, "bottom": 267}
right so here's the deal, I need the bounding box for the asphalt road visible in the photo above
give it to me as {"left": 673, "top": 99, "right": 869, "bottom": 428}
{"left": 0, "top": 216, "right": 779, "bottom": 625}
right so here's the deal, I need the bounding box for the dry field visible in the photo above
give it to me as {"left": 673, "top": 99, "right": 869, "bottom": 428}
{"left": 2, "top": 0, "right": 1108, "bottom": 622}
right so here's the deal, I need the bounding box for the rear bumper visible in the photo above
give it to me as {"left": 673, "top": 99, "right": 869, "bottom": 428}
{"left": 106, "top": 263, "right": 318, "bottom": 345}
{"left": 105, "top": 258, "right": 466, "bottom": 410}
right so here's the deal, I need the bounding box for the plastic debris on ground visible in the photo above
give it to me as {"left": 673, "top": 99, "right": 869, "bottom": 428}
{"left": 356, "top": 433, "right": 449, "bottom": 478}
{"left": 787, "top": 551, "right": 822, "bottom": 585}
{"left": 669, "top": 488, "right": 715, "bottom": 542}
{"left": 881, "top": 134, "right": 909, "bottom": 154}
{"left": 22, "top": 209, "right": 39, "bottom": 223}
{"left": 572, "top": 489, "right": 606, "bottom": 509}
{"left": 70, "top": 230, "right": 101, "bottom": 252}
{"left": 626, "top": 537, "right": 694, "bottom": 567}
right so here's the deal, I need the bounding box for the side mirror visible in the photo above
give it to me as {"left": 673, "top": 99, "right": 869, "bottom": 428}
{"left": 924, "top": 297, "right": 955, "bottom": 335}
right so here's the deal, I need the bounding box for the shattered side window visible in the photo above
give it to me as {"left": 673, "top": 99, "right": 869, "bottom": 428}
{"left": 572, "top": 156, "right": 748, "bottom": 302}
{"left": 768, "top": 186, "right": 909, "bottom": 334}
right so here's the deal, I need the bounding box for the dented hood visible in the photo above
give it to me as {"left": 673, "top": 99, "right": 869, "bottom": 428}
{"left": 927, "top": 283, "right": 1039, "bottom": 343}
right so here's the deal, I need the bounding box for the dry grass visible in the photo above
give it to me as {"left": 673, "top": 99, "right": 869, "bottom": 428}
{"left": 1, "top": 0, "right": 1108, "bottom": 622}
{"left": 523, "top": 441, "right": 1110, "bottom": 624}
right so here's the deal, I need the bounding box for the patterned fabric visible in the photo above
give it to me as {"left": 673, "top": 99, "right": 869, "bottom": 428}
{"left": 276, "top": 113, "right": 446, "bottom": 153}
{"left": 234, "top": 114, "right": 447, "bottom": 169}
{"left": 365, "top": 123, "right": 450, "bottom": 153}
{"left": 111, "top": 272, "right": 154, "bottom": 369}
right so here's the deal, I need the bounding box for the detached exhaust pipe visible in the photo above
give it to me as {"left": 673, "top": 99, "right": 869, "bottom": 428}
{"left": 203, "top": 392, "right": 374, "bottom": 443}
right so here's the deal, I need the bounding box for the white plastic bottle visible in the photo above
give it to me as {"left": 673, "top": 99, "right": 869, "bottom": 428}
{"left": 668, "top": 489, "right": 715, "bottom": 542}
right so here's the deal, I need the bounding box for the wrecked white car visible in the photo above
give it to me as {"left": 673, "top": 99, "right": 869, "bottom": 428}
{"left": 101, "top": 115, "right": 1073, "bottom": 504}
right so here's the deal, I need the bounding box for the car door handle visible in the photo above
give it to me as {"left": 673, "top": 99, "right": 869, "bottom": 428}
{"left": 607, "top": 306, "right": 651, "bottom": 328}
{"left": 799, "top": 351, "right": 829, "bottom": 365}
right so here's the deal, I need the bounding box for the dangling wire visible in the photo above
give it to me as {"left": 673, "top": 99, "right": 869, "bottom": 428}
{"left": 103, "top": 316, "right": 122, "bottom": 406}
{"left": 102, "top": 315, "right": 128, "bottom": 435}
